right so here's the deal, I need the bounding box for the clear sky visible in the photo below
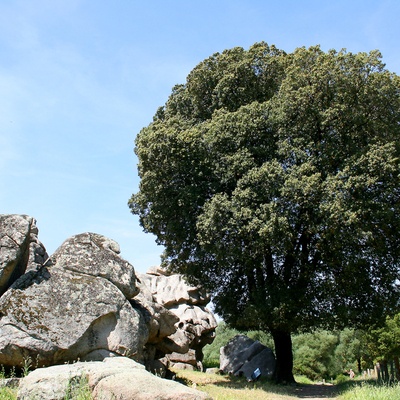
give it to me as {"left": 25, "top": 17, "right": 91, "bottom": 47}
{"left": 1, "top": 0, "right": 399, "bottom": 274}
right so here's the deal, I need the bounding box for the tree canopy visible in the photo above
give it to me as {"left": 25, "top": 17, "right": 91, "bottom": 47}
{"left": 129, "top": 42, "right": 400, "bottom": 383}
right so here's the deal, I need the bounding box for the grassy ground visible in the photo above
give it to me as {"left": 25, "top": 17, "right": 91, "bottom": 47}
{"left": 174, "top": 370, "right": 336, "bottom": 400}
{"left": 174, "top": 370, "right": 400, "bottom": 400}
{"left": 337, "top": 381, "right": 400, "bottom": 400}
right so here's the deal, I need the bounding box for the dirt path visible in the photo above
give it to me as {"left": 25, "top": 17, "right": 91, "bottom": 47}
{"left": 288, "top": 383, "right": 339, "bottom": 399}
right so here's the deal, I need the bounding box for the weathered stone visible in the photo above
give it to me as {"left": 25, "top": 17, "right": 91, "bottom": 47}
{"left": 0, "top": 233, "right": 148, "bottom": 368}
{"left": 139, "top": 273, "right": 210, "bottom": 307}
{"left": 138, "top": 271, "right": 218, "bottom": 370}
{"left": 0, "top": 214, "right": 218, "bottom": 378}
{"left": 146, "top": 265, "right": 169, "bottom": 276}
{"left": 236, "top": 347, "right": 276, "bottom": 380}
{"left": 220, "top": 335, "right": 276, "bottom": 380}
{"left": 0, "top": 214, "right": 48, "bottom": 295}
{"left": 17, "top": 357, "right": 211, "bottom": 400}
{"left": 51, "top": 232, "right": 139, "bottom": 299}
{"left": 171, "top": 362, "right": 196, "bottom": 371}
{"left": 132, "top": 276, "right": 179, "bottom": 344}
{"left": 205, "top": 368, "right": 220, "bottom": 374}
{"left": 169, "top": 349, "right": 197, "bottom": 366}
{"left": 0, "top": 377, "right": 20, "bottom": 388}
{"left": 170, "top": 304, "right": 217, "bottom": 349}
{"left": 147, "top": 357, "right": 169, "bottom": 377}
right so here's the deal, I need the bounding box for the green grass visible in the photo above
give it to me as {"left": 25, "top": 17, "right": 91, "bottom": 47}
{"left": 174, "top": 370, "right": 307, "bottom": 400}
{"left": 175, "top": 369, "right": 400, "bottom": 400}
{"left": 0, "top": 387, "right": 17, "bottom": 400}
{"left": 64, "top": 374, "right": 92, "bottom": 400}
{"left": 0, "top": 366, "right": 18, "bottom": 400}
{"left": 337, "top": 381, "right": 400, "bottom": 400}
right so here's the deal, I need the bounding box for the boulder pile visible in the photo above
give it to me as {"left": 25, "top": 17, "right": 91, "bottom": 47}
{"left": 0, "top": 214, "right": 217, "bottom": 397}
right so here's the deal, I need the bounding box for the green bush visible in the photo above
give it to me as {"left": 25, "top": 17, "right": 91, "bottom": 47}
{"left": 336, "top": 374, "right": 349, "bottom": 384}
{"left": 293, "top": 330, "right": 342, "bottom": 380}
{"left": 64, "top": 374, "right": 92, "bottom": 400}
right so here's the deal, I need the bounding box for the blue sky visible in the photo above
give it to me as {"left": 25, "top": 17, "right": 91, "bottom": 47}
{"left": 1, "top": 0, "right": 399, "bottom": 274}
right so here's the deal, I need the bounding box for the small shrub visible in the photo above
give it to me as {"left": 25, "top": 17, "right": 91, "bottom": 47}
{"left": 0, "top": 366, "right": 5, "bottom": 380}
{"left": 336, "top": 374, "right": 349, "bottom": 384}
{"left": 22, "top": 357, "right": 32, "bottom": 377}
{"left": 64, "top": 374, "right": 92, "bottom": 400}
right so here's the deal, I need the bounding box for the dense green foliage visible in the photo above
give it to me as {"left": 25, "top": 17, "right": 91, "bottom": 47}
{"left": 367, "top": 314, "right": 400, "bottom": 362}
{"left": 130, "top": 42, "right": 400, "bottom": 382}
{"left": 293, "top": 330, "right": 339, "bottom": 380}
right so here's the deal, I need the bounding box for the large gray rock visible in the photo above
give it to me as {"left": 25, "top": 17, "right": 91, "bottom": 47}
{"left": 17, "top": 357, "right": 210, "bottom": 400}
{"left": 133, "top": 275, "right": 179, "bottom": 345}
{"left": 138, "top": 270, "right": 217, "bottom": 369}
{"left": 139, "top": 272, "right": 210, "bottom": 307}
{"left": 0, "top": 232, "right": 148, "bottom": 368}
{"left": 220, "top": 335, "right": 276, "bottom": 380}
{"left": 52, "top": 232, "right": 139, "bottom": 299}
{"left": 165, "top": 304, "right": 217, "bottom": 355}
{"left": 0, "top": 214, "right": 48, "bottom": 295}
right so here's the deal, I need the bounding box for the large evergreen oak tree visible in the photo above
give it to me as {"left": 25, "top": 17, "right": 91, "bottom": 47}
{"left": 129, "top": 43, "right": 400, "bottom": 383}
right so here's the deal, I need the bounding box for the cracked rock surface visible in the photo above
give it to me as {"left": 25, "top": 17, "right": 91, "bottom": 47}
{"left": 0, "top": 232, "right": 147, "bottom": 368}
{"left": 0, "top": 214, "right": 48, "bottom": 296}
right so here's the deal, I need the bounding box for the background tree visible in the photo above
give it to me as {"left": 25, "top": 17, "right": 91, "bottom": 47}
{"left": 334, "top": 328, "right": 364, "bottom": 374}
{"left": 130, "top": 42, "right": 400, "bottom": 383}
{"left": 292, "top": 330, "right": 339, "bottom": 380}
{"left": 365, "top": 313, "right": 400, "bottom": 381}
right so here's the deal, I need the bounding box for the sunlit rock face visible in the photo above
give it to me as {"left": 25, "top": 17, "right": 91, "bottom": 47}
{"left": 0, "top": 214, "right": 217, "bottom": 374}
{"left": 137, "top": 267, "right": 217, "bottom": 372}
{"left": 0, "top": 230, "right": 147, "bottom": 369}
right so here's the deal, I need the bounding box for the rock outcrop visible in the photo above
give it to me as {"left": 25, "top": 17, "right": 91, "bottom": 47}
{"left": 0, "top": 214, "right": 217, "bottom": 379}
{"left": 0, "top": 231, "right": 148, "bottom": 369}
{"left": 17, "top": 356, "right": 211, "bottom": 400}
{"left": 137, "top": 268, "right": 218, "bottom": 372}
{"left": 220, "top": 335, "right": 276, "bottom": 380}
{"left": 0, "top": 214, "right": 48, "bottom": 296}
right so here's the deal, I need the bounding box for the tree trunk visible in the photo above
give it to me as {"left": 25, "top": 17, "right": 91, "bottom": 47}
{"left": 271, "top": 329, "right": 296, "bottom": 384}
{"left": 378, "top": 360, "right": 389, "bottom": 383}
{"left": 357, "top": 357, "right": 362, "bottom": 374}
{"left": 393, "top": 356, "right": 400, "bottom": 381}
